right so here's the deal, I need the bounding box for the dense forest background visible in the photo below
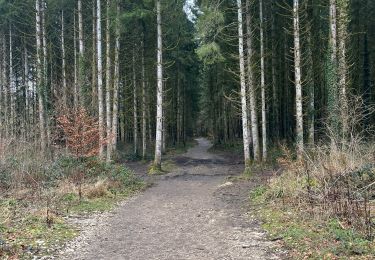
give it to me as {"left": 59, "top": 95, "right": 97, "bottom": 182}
{"left": 0, "top": 0, "right": 374, "bottom": 165}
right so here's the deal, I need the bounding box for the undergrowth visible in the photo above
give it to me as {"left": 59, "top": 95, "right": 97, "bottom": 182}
{"left": 250, "top": 140, "right": 375, "bottom": 259}
{"left": 0, "top": 143, "right": 144, "bottom": 259}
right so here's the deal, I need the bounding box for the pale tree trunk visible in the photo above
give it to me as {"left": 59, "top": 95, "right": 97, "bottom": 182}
{"left": 141, "top": 37, "right": 147, "bottom": 159}
{"left": 97, "top": 0, "right": 105, "bottom": 159}
{"left": 330, "top": 0, "right": 337, "bottom": 64}
{"left": 105, "top": 0, "right": 112, "bottom": 162}
{"left": 92, "top": 3, "right": 97, "bottom": 112}
{"left": 36, "top": 0, "right": 46, "bottom": 152}
{"left": 74, "top": 15, "right": 78, "bottom": 108}
{"left": 112, "top": 1, "right": 120, "bottom": 153}
{"left": 78, "top": 0, "right": 84, "bottom": 105}
{"left": 259, "top": 0, "right": 267, "bottom": 161}
{"left": 293, "top": 0, "right": 304, "bottom": 159}
{"left": 337, "top": 0, "right": 349, "bottom": 140}
{"left": 328, "top": 0, "right": 339, "bottom": 138}
{"left": 24, "top": 45, "right": 30, "bottom": 140}
{"left": 154, "top": 0, "right": 163, "bottom": 169}
{"left": 237, "top": 0, "right": 251, "bottom": 168}
{"left": 41, "top": 0, "right": 51, "bottom": 146}
{"left": 9, "top": 26, "right": 15, "bottom": 136}
{"left": 2, "top": 35, "right": 8, "bottom": 138}
{"left": 61, "top": 11, "right": 67, "bottom": 106}
{"left": 246, "top": 0, "right": 260, "bottom": 161}
{"left": 133, "top": 50, "right": 138, "bottom": 155}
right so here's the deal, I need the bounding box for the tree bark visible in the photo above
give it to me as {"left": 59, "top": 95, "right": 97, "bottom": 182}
{"left": 141, "top": 36, "right": 147, "bottom": 159}
{"left": 96, "top": 0, "right": 105, "bottom": 159}
{"left": 259, "top": 0, "right": 267, "bottom": 161}
{"left": 133, "top": 50, "right": 138, "bottom": 155}
{"left": 237, "top": 0, "right": 251, "bottom": 168}
{"left": 105, "top": 0, "right": 112, "bottom": 162}
{"left": 154, "top": 0, "right": 163, "bottom": 169}
{"left": 293, "top": 0, "right": 304, "bottom": 159}
{"left": 246, "top": 0, "right": 260, "bottom": 161}
{"left": 112, "top": 1, "right": 120, "bottom": 153}
{"left": 35, "top": 0, "right": 46, "bottom": 152}
{"left": 78, "top": 0, "right": 84, "bottom": 106}
{"left": 61, "top": 11, "right": 67, "bottom": 107}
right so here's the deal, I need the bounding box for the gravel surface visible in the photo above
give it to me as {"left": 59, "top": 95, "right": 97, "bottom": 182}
{"left": 58, "top": 138, "right": 283, "bottom": 260}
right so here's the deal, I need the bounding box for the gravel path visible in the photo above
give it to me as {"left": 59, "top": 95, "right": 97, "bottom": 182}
{"left": 59, "top": 138, "right": 282, "bottom": 260}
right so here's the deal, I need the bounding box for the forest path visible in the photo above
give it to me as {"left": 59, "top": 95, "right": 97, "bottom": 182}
{"left": 60, "top": 138, "right": 281, "bottom": 260}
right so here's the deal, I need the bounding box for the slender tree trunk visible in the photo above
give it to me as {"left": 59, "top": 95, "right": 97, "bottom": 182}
{"left": 293, "top": 0, "right": 304, "bottom": 159}
{"left": 105, "top": 0, "right": 112, "bottom": 162}
{"left": 246, "top": 0, "right": 260, "bottom": 161}
{"left": 24, "top": 44, "right": 30, "bottom": 140}
{"left": 74, "top": 15, "right": 78, "bottom": 108}
{"left": 9, "top": 26, "right": 15, "bottom": 136}
{"left": 92, "top": 3, "right": 97, "bottom": 112}
{"left": 154, "top": 0, "right": 163, "bottom": 169}
{"left": 271, "top": 1, "right": 279, "bottom": 140}
{"left": 306, "top": 2, "right": 315, "bottom": 146}
{"left": 328, "top": 0, "right": 339, "bottom": 137}
{"left": 237, "top": 0, "right": 251, "bottom": 168}
{"left": 2, "top": 34, "right": 8, "bottom": 138}
{"left": 41, "top": 0, "right": 51, "bottom": 146}
{"left": 61, "top": 11, "right": 67, "bottom": 106}
{"left": 337, "top": 0, "right": 349, "bottom": 140}
{"left": 36, "top": 0, "right": 46, "bottom": 152}
{"left": 112, "top": 1, "right": 120, "bottom": 153}
{"left": 133, "top": 50, "right": 138, "bottom": 155}
{"left": 259, "top": 0, "right": 267, "bottom": 160}
{"left": 78, "top": 0, "right": 84, "bottom": 106}
{"left": 96, "top": 0, "right": 105, "bottom": 159}
{"left": 141, "top": 37, "right": 147, "bottom": 159}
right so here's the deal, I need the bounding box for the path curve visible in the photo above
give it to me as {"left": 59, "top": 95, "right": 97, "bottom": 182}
{"left": 60, "top": 138, "right": 281, "bottom": 260}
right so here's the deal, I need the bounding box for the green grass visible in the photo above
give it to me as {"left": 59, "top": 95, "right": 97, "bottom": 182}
{"left": 250, "top": 186, "right": 375, "bottom": 259}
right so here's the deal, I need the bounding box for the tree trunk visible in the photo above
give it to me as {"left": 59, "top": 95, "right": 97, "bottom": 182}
{"left": 105, "top": 0, "right": 112, "bottom": 162}
{"left": 9, "top": 26, "right": 15, "bottom": 136}
{"left": 112, "top": 1, "right": 120, "bottom": 153}
{"left": 35, "top": 0, "right": 46, "bottom": 152}
{"left": 92, "top": 3, "right": 97, "bottom": 112}
{"left": 237, "top": 0, "right": 251, "bottom": 168}
{"left": 96, "top": 0, "right": 105, "bottom": 159}
{"left": 337, "top": 0, "right": 349, "bottom": 140}
{"left": 328, "top": 0, "right": 339, "bottom": 137}
{"left": 61, "top": 11, "right": 67, "bottom": 107}
{"left": 74, "top": 15, "right": 78, "bottom": 108}
{"left": 306, "top": 2, "right": 315, "bottom": 146}
{"left": 259, "top": 0, "right": 267, "bottom": 161}
{"left": 133, "top": 50, "right": 138, "bottom": 155}
{"left": 78, "top": 0, "right": 84, "bottom": 106}
{"left": 141, "top": 36, "right": 147, "bottom": 159}
{"left": 154, "top": 0, "right": 163, "bottom": 169}
{"left": 246, "top": 0, "right": 260, "bottom": 161}
{"left": 293, "top": 0, "right": 304, "bottom": 159}
{"left": 271, "top": 1, "right": 279, "bottom": 140}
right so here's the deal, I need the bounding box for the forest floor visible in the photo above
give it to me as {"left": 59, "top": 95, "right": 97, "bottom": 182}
{"left": 58, "top": 138, "right": 285, "bottom": 259}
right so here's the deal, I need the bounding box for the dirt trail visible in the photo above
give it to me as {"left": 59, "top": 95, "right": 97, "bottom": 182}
{"left": 60, "top": 138, "right": 281, "bottom": 260}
